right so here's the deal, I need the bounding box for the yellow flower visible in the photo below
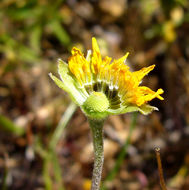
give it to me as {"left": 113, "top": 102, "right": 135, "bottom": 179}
{"left": 50, "top": 37, "right": 163, "bottom": 118}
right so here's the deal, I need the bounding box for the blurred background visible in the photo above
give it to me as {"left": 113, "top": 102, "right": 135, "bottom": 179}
{"left": 0, "top": 0, "right": 189, "bottom": 189}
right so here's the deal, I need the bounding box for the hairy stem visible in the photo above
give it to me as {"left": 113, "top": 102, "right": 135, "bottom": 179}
{"left": 89, "top": 118, "right": 105, "bottom": 190}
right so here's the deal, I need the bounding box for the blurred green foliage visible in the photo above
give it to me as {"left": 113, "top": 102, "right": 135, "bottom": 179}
{"left": 0, "top": 114, "right": 25, "bottom": 136}
{"left": 0, "top": 0, "right": 71, "bottom": 63}
{"left": 142, "top": 0, "right": 189, "bottom": 42}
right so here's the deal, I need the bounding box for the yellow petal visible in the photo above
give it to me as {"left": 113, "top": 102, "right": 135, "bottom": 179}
{"left": 116, "top": 52, "right": 129, "bottom": 65}
{"left": 135, "top": 87, "right": 164, "bottom": 106}
{"left": 68, "top": 47, "right": 91, "bottom": 84}
{"left": 91, "top": 37, "right": 102, "bottom": 74}
{"left": 133, "top": 65, "right": 155, "bottom": 83}
{"left": 92, "top": 37, "right": 100, "bottom": 53}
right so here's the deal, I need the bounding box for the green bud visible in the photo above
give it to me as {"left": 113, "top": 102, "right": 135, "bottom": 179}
{"left": 82, "top": 92, "right": 109, "bottom": 119}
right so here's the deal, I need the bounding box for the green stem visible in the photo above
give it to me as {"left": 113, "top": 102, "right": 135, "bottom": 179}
{"left": 2, "top": 162, "right": 8, "bottom": 190}
{"left": 49, "top": 102, "right": 77, "bottom": 149}
{"left": 43, "top": 155, "right": 53, "bottom": 190}
{"left": 89, "top": 118, "right": 105, "bottom": 190}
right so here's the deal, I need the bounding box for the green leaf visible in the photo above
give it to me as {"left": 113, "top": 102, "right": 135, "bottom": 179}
{"left": 49, "top": 20, "right": 71, "bottom": 46}
{"left": 0, "top": 115, "right": 25, "bottom": 136}
{"left": 49, "top": 59, "right": 86, "bottom": 105}
{"left": 18, "top": 44, "right": 39, "bottom": 62}
{"left": 29, "top": 24, "right": 42, "bottom": 54}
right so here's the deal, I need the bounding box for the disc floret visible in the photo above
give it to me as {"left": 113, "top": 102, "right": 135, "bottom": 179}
{"left": 82, "top": 91, "right": 109, "bottom": 119}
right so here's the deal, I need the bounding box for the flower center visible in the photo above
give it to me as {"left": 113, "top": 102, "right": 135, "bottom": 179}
{"left": 82, "top": 91, "right": 110, "bottom": 119}
{"left": 84, "top": 81, "right": 122, "bottom": 109}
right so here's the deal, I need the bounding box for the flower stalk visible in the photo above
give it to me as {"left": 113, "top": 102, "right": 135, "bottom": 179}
{"left": 49, "top": 37, "right": 164, "bottom": 190}
{"left": 88, "top": 118, "right": 105, "bottom": 190}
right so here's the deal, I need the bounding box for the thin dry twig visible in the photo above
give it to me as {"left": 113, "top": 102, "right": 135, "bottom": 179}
{"left": 155, "top": 147, "right": 167, "bottom": 190}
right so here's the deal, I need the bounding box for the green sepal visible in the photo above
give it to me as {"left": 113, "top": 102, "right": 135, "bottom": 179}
{"left": 49, "top": 59, "right": 86, "bottom": 105}
{"left": 58, "top": 59, "right": 89, "bottom": 102}
{"left": 107, "top": 104, "right": 158, "bottom": 115}
{"left": 49, "top": 73, "right": 66, "bottom": 90}
{"left": 49, "top": 73, "right": 78, "bottom": 105}
{"left": 138, "top": 104, "right": 158, "bottom": 115}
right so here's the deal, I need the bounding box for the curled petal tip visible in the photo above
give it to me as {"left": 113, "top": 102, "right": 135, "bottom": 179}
{"left": 149, "top": 64, "right": 155, "bottom": 70}
{"left": 154, "top": 107, "right": 159, "bottom": 111}
{"left": 123, "top": 52, "right": 129, "bottom": 63}
{"left": 158, "top": 89, "right": 164, "bottom": 93}
{"left": 157, "top": 89, "right": 164, "bottom": 100}
{"left": 92, "top": 37, "right": 100, "bottom": 53}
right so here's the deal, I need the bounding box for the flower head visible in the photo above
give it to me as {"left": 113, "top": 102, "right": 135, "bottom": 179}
{"left": 49, "top": 37, "right": 163, "bottom": 119}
